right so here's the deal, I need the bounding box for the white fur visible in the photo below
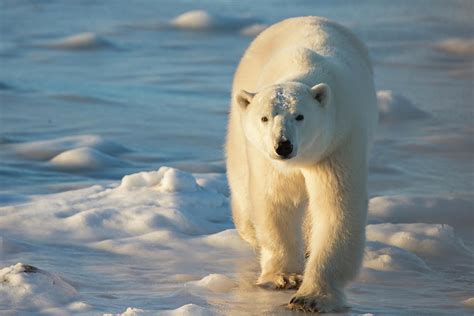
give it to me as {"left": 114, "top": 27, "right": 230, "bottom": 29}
{"left": 225, "top": 17, "right": 378, "bottom": 312}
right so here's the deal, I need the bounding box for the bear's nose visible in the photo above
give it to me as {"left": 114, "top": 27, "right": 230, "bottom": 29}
{"left": 275, "top": 140, "right": 293, "bottom": 158}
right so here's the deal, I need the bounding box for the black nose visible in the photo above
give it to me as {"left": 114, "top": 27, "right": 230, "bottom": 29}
{"left": 275, "top": 140, "right": 293, "bottom": 158}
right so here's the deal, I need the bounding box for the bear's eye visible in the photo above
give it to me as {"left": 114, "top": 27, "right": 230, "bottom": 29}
{"left": 261, "top": 116, "right": 268, "bottom": 122}
{"left": 295, "top": 114, "right": 304, "bottom": 121}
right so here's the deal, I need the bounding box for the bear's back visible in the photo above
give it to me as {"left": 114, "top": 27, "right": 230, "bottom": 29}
{"left": 233, "top": 17, "right": 372, "bottom": 95}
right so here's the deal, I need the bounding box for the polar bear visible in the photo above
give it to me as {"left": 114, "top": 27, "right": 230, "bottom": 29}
{"left": 225, "top": 17, "right": 377, "bottom": 312}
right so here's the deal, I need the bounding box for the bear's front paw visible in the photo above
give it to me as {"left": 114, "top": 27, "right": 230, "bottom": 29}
{"left": 256, "top": 273, "right": 302, "bottom": 290}
{"left": 288, "top": 293, "right": 347, "bottom": 313}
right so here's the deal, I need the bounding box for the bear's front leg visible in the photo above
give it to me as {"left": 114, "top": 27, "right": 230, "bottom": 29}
{"left": 250, "top": 173, "right": 306, "bottom": 290}
{"left": 290, "top": 157, "right": 368, "bottom": 313}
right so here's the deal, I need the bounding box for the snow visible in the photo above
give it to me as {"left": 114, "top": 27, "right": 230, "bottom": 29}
{"left": 369, "top": 195, "right": 474, "bottom": 232}
{"left": 38, "top": 32, "right": 113, "bottom": 50}
{"left": 1, "top": 237, "right": 32, "bottom": 255}
{"left": 170, "top": 10, "right": 259, "bottom": 32}
{"left": 240, "top": 23, "right": 268, "bottom": 36}
{"left": 104, "top": 307, "right": 145, "bottom": 316}
{"left": 376, "top": 90, "right": 428, "bottom": 123}
{"left": 1, "top": 167, "right": 472, "bottom": 314}
{"left": 463, "top": 297, "right": 474, "bottom": 307}
{"left": 364, "top": 241, "right": 431, "bottom": 273}
{"left": 186, "top": 274, "right": 237, "bottom": 292}
{"left": 170, "top": 10, "right": 216, "bottom": 30}
{"left": 161, "top": 304, "right": 217, "bottom": 316}
{"left": 0, "top": 81, "right": 12, "bottom": 90}
{"left": 366, "top": 223, "right": 472, "bottom": 260}
{"left": 398, "top": 133, "right": 474, "bottom": 160}
{"left": 13, "top": 135, "right": 129, "bottom": 161}
{"left": 1, "top": 1, "right": 473, "bottom": 314}
{"left": 434, "top": 38, "right": 474, "bottom": 57}
{"left": 0, "top": 263, "right": 90, "bottom": 314}
{"left": 0, "top": 167, "right": 231, "bottom": 242}
{"left": 50, "top": 147, "right": 128, "bottom": 171}
{"left": 9, "top": 135, "right": 131, "bottom": 174}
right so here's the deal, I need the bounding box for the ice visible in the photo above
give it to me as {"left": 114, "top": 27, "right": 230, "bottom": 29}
{"left": 198, "top": 229, "right": 249, "bottom": 251}
{"left": 170, "top": 10, "right": 258, "bottom": 32}
{"left": 0, "top": 81, "right": 12, "bottom": 90}
{"left": 376, "top": 90, "right": 428, "bottom": 123}
{"left": 240, "top": 23, "right": 268, "bottom": 36}
{"left": 398, "top": 133, "right": 474, "bottom": 160}
{"left": 38, "top": 32, "right": 113, "bottom": 50}
{"left": 0, "top": 237, "right": 32, "bottom": 255}
{"left": 186, "top": 274, "right": 237, "bottom": 292}
{"left": 0, "top": 263, "right": 90, "bottom": 313}
{"left": 366, "top": 223, "right": 472, "bottom": 260}
{"left": 160, "top": 168, "right": 199, "bottom": 192}
{"left": 170, "top": 10, "right": 216, "bottom": 30}
{"left": 1, "top": 1, "right": 473, "bottom": 314}
{"left": 434, "top": 38, "right": 474, "bottom": 57}
{"left": 107, "top": 304, "right": 219, "bottom": 316}
{"left": 119, "top": 167, "right": 215, "bottom": 195}
{"left": 364, "top": 241, "right": 431, "bottom": 272}
{"left": 194, "top": 173, "right": 229, "bottom": 197}
{"left": 161, "top": 304, "right": 217, "bottom": 316}
{"left": 50, "top": 147, "right": 128, "bottom": 171}
{"left": 463, "top": 297, "right": 474, "bottom": 307}
{"left": 13, "top": 135, "right": 129, "bottom": 161}
{"left": 0, "top": 167, "right": 472, "bottom": 314}
{"left": 104, "top": 307, "right": 145, "bottom": 316}
{"left": 119, "top": 169, "right": 167, "bottom": 190}
{"left": 369, "top": 195, "right": 474, "bottom": 232}
{"left": 9, "top": 135, "right": 131, "bottom": 175}
{"left": 0, "top": 167, "right": 230, "bottom": 242}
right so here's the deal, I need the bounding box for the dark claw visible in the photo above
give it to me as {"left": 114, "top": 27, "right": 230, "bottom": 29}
{"left": 289, "top": 296, "right": 323, "bottom": 313}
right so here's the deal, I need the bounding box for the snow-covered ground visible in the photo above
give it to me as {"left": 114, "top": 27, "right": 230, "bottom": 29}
{"left": 1, "top": 1, "right": 473, "bottom": 315}
{"left": 1, "top": 166, "right": 473, "bottom": 315}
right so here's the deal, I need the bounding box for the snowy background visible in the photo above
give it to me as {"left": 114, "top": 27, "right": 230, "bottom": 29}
{"left": 1, "top": 0, "right": 473, "bottom": 315}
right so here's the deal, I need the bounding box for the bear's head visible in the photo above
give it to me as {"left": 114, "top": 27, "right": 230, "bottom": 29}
{"left": 236, "top": 82, "right": 336, "bottom": 164}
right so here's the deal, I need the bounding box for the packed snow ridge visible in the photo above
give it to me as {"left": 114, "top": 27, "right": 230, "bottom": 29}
{"left": 434, "top": 38, "right": 474, "bottom": 57}
{"left": 170, "top": 10, "right": 266, "bottom": 36}
{"left": 38, "top": 32, "right": 114, "bottom": 50}
{"left": 11, "top": 135, "right": 130, "bottom": 172}
{"left": 376, "top": 90, "right": 428, "bottom": 123}
{"left": 0, "top": 263, "right": 90, "bottom": 314}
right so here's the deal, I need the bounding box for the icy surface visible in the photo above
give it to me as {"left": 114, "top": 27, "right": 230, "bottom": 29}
{"left": 434, "top": 38, "right": 474, "bottom": 57}
{"left": 161, "top": 304, "right": 218, "bottom": 316}
{"left": 0, "top": 263, "right": 90, "bottom": 314}
{"left": 366, "top": 223, "right": 471, "bottom": 259}
{"left": 1, "top": 168, "right": 473, "bottom": 314}
{"left": 50, "top": 147, "right": 128, "bottom": 171}
{"left": 377, "top": 90, "right": 428, "bottom": 123}
{"left": 186, "top": 274, "right": 237, "bottom": 293}
{"left": 369, "top": 195, "right": 474, "bottom": 234}
{"left": 37, "top": 32, "right": 113, "bottom": 50}
{"left": 12, "top": 135, "right": 130, "bottom": 161}
{"left": 170, "top": 10, "right": 258, "bottom": 32}
{"left": 1, "top": 1, "right": 473, "bottom": 315}
{"left": 240, "top": 24, "right": 268, "bottom": 37}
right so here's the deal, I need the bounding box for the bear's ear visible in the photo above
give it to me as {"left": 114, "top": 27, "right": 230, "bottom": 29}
{"left": 236, "top": 90, "right": 255, "bottom": 110}
{"left": 310, "top": 83, "right": 331, "bottom": 107}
